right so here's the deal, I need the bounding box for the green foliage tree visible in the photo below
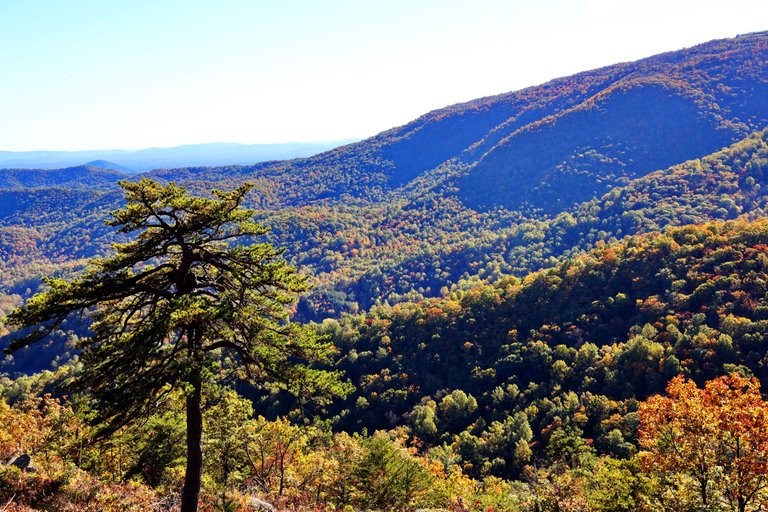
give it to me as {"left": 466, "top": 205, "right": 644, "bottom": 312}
{"left": 354, "top": 432, "right": 434, "bottom": 510}
{"left": 437, "top": 389, "right": 478, "bottom": 430}
{"left": 4, "top": 179, "right": 349, "bottom": 512}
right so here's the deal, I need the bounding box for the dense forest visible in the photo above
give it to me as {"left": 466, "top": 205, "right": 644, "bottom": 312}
{"left": 5, "top": 219, "right": 768, "bottom": 510}
{"left": 327, "top": 219, "right": 768, "bottom": 474}
{"left": 3, "top": 31, "right": 768, "bottom": 511}
{"left": 5, "top": 124, "right": 768, "bottom": 373}
{"left": 1, "top": 33, "right": 767, "bottom": 343}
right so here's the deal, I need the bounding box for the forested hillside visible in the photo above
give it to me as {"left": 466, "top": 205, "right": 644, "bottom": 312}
{"left": 322, "top": 218, "right": 768, "bottom": 479}
{"left": 2, "top": 32, "right": 768, "bottom": 375}
{"left": 0, "top": 166, "right": 124, "bottom": 190}
{"left": 6, "top": 4, "right": 768, "bottom": 508}
{"left": 5, "top": 219, "right": 768, "bottom": 511}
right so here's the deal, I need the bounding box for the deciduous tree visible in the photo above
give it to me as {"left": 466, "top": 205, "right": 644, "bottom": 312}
{"left": 639, "top": 374, "right": 768, "bottom": 512}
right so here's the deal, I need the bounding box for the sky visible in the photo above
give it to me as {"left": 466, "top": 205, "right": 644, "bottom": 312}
{"left": 2, "top": 0, "right": 768, "bottom": 151}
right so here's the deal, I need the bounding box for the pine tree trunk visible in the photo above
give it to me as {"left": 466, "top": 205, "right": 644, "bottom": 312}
{"left": 181, "top": 373, "right": 203, "bottom": 512}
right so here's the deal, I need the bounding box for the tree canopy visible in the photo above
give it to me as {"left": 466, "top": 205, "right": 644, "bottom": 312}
{"left": 5, "top": 179, "right": 349, "bottom": 511}
{"left": 639, "top": 374, "right": 768, "bottom": 511}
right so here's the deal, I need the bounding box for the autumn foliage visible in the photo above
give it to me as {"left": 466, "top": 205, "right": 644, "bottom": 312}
{"left": 639, "top": 374, "right": 768, "bottom": 511}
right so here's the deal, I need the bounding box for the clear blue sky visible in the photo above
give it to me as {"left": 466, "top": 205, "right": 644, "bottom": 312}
{"left": 2, "top": 0, "right": 767, "bottom": 151}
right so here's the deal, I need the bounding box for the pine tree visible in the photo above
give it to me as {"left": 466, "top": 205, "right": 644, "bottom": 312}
{"left": 5, "top": 179, "right": 349, "bottom": 511}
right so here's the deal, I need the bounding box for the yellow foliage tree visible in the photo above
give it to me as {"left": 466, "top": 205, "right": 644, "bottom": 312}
{"left": 639, "top": 374, "right": 768, "bottom": 512}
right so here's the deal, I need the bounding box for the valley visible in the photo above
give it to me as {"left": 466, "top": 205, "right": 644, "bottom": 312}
{"left": 2, "top": 31, "right": 768, "bottom": 511}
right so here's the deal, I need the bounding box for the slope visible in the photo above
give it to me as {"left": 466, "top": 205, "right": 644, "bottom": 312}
{"left": 459, "top": 31, "right": 768, "bottom": 214}
{"left": 139, "top": 32, "right": 768, "bottom": 211}
{"left": 0, "top": 165, "right": 125, "bottom": 190}
{"left": 1, "top": 32, "right": 768, "bottom": 359}
{"left": 322, "top": 218, "right": 768, "bottom": 478}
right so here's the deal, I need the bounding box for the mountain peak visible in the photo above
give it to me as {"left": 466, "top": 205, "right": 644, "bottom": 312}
{"left": 84, "top": 160, "right": 131, "bottom": 173}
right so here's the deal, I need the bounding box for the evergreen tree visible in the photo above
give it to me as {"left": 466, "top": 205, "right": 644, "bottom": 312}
{"left": 5, "top": 179, "right": 349, "bottom": 512}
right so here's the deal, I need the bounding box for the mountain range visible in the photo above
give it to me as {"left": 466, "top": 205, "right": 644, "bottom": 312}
{"left": 0, "top": 140, "right": 356, "bottom": 173}
{"left": 2, "top": 31, "right": 768, "bottom": 374}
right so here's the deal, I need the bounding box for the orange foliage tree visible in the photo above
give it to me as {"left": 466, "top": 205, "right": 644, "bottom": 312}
{"left": 639, "top": 374, "right": 768, "bottom": 512}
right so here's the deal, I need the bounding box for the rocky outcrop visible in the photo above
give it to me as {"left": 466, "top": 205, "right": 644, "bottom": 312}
{"left": 249, "top": 497, "right": 276, "bottom": 512}
{"left": 4, "top": 453, "right": 35, "bottom": 472}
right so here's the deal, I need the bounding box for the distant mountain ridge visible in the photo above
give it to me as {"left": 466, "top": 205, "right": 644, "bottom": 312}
{"left": 84, "top": 160, "right": 131, "bottom": 173}
{"left": 0, "top": 166, "right": 125, "bottom": 190}
{"left": 111, "top": 32, "right": 765, "bottom": 213}
{"left": 0, "top": 140, "right": 357, "bottom": 173}
{"left": 3, "top": 32, "right": 768, "bottom": 373}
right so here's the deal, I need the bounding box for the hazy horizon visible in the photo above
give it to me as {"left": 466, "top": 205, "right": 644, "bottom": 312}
{"left": 2, "top": 0, "right": 768, "bottom": 151}
{"left": 0, "top": 139, "right": 358, "bottom": 172}
{"left": 0, "top": 139, "right": 360, "bottom": 154}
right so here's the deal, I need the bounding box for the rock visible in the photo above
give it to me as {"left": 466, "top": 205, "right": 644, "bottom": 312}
{"left": 249, "top": 497, "right": 277, "bottom": 512}
{"left": 9, "top": 454, "right": 34, "bottom": 472}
